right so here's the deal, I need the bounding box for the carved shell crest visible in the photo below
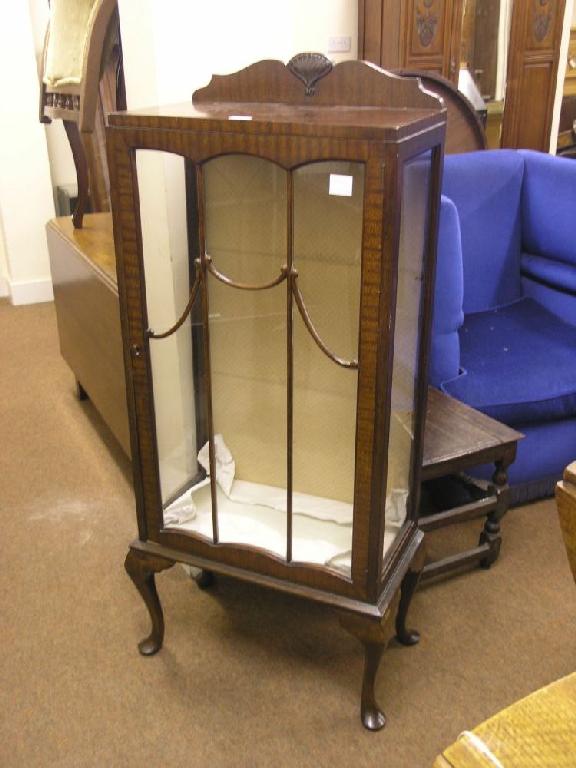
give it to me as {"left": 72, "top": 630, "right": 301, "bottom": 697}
{"left": 287, "top": 52, "right": 333, "bottom": 96}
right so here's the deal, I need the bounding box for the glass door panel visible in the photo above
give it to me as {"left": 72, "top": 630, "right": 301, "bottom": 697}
{"left": 203, "top": 156, "right": 288, "bottom": 556}
{"left": 204, "top": 155, "right": 287, "bottom": 285}
{"left": 291, "top": 162, "right": 365, "bottom": 576}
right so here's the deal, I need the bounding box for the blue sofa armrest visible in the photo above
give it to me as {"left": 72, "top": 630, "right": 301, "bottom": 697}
{"left": 429, "top": 195, "right": 464, "bottom": 387}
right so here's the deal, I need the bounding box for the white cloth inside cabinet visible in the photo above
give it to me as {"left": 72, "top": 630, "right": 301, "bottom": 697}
{"left": 164, "top": 436, "right": 408, "bottom": 574}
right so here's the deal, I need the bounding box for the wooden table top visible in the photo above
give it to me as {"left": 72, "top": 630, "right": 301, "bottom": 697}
{"left": 434, "top": 672, "right": 576, "bottom": 767}
{"left": 423, "top": 388, "right": 523, "bottom": 478}
{"left": 47, "top": 213, "right": 116, "bottom": 288}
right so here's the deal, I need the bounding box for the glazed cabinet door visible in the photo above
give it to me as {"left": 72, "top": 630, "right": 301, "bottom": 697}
{"left": 136, "top": 151, "right": 370, "bottom": 581}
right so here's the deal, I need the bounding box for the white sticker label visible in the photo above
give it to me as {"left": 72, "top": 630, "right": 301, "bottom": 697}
{"left": 328, "top": 174, "right": 353, "bottom": 197}
{"left": 228, "top": 114, "right": 253, "bottom": 121}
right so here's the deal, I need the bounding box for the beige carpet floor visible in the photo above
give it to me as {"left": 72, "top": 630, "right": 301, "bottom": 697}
{"left": 1, "top": 299, "right": 575, "bottom": 768}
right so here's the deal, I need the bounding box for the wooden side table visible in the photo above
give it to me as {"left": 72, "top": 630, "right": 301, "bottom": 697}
{"left": 46, "top": 213, "right": 130, "bottom": 455}
{"left": 434, "top": 672, "right": 576, "bottom": 767}
{"left": 420, "top": 388, "right": 524, "bottom": 580}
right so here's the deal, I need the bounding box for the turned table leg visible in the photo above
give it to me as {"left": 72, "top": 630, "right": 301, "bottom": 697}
{"left": 124, "top": 548, "right": 174, "bottom": 656}
{"left": 340, "top": 592, "right": 400, "bottom": 731}
{"left": 479, "top": 446, "right": 515, "bottom": 569}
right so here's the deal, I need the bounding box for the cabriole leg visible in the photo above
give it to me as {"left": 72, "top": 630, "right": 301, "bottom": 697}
{"left": 361, "top": 642, "right": 387, "bottom": 730}
{"left": 340, "top": 593, "right": 399, "bottom": 731}
{"left": 124, "top": 548, "right": 174, "bottom": 656}
{"left": 396, "top": 541, "right": 426, "bottom": 646}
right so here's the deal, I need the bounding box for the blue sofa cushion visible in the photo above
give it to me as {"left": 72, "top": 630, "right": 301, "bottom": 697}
{"left": 521, "top": 252, "right": 576, "bottom": 294}
{"left": 441, "top": 297, "right": 576, "bottom": 425}
{"left": 442, "top": 151, "right": 524, "bottom": 314}
{"left": 522, "top": 274, "right": 576, "bottom": 328}
{"left": 520, "top": 150, "right": 576, "bottom": 267}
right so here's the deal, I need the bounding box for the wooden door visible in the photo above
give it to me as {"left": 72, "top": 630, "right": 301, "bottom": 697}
{"left": 501, "top": 0, "right": 567, "bottom": 150}
{"left": 401, "top": 0, "right": 464, "bottom": 82}
{"left": 358, "top": 0, "right": 464, "bottom": 84}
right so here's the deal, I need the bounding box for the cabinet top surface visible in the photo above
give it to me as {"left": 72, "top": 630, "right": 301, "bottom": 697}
{"left": 108, "top": 101, "right": 444, "bottom": 141}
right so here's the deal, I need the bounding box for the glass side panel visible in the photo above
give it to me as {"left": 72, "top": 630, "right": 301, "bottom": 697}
{"left": 136, "top": 151, "right": 205, "bottom": 525}
{"left": 383, "top": 151, "right": 432, "bottom": 563}
{"left": 291, "top": 162, "right": 364, "bottom": 576}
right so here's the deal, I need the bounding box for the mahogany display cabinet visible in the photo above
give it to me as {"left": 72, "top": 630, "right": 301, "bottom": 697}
{"left": 107, "top": 54, "right": 446, "bottom": 730}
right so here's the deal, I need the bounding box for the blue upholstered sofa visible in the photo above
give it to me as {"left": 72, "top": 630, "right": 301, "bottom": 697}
{"left": 431, "top": 149, "right": 576, "bottom": 504}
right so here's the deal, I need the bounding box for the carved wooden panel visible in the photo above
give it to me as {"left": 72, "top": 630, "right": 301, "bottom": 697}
{"left": 359, "top": 0, "right": 463, "bottom": 83}
{"left": 501, "top": 0, "right": 567, "bottom": 150}
{"left": 528, "top": 0, "right": 561, "bottom": 50}
{"left": 404, "top": 0, "right": 449, "bottom": 58}
{"left": 404, "top": 0, "right": 463, "bottom": 81}
{"left": 409, "top": 0, "right": 446, "bottom": 55}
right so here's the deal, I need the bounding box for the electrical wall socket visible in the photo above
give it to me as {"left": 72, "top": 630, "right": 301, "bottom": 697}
{"left": 327, "top": 36, "right": 351, "bottom": 53}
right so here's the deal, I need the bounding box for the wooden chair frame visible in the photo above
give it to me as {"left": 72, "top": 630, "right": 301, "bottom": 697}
{"left": 39, "top": 0, "right": 121, "bottom": 227}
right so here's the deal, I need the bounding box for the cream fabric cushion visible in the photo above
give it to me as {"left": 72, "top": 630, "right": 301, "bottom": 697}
{"left": 43, "top": 0, "right": 98, "bottom": 88}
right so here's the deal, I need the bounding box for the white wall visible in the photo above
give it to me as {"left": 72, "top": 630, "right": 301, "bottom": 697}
{"left": 0, "top": 0, "right": 55, "bottom": 304}
{"left": 28, "top": 0, "right": 77, "bottom": 191}
{"left": 118, "top": 0, "right": 357, "bottom": 110}
{"left": 0, "top": 215, "right": 9, "bottom": 299}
